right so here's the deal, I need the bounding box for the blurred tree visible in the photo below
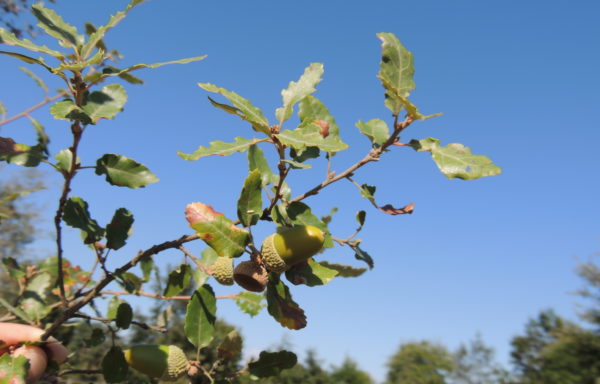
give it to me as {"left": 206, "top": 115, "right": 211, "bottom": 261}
{"left": 575, "top": 256, "right": 600, "bottom": 329}
{"left": 450, "top": 334, "right": 510, "bottom": 384}
{"left": 330, "top": 357, "right": 374, "bottom": 384}
{"left": 384, "top": 341, "right": 455, "bottom": 384}
{"left": 0, "top": 0, "right": 56, "bottom": 37}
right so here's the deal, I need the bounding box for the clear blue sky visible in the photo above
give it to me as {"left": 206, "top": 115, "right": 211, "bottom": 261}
{"left": 1, "top": 0, "right": 599, "bottom": 382}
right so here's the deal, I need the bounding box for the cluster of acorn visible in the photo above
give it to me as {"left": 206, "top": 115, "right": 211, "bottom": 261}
{"left": 123, "top": 225, "right": 325, "bottom": 381}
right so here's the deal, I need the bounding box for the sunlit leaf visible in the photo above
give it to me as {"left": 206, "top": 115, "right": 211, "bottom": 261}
{"left": 318, "top": 261, "right": 367, "bottom": 277}
{"left": 86, "top": 56, "right": 206, "bottom": 83}
{"left": 377, "top": 32, "right": 415, "bottom": 115}
{"left": 55, "top": 149, "right": 80, "bottom": 173}
{"left": 49, "top": 100, "right": 90, "bottom": 124}
{"left": 266, "top": 274, "right": 307, "bottom": 330}
{"left": 0, "top": 28, "right": 64, "bottom": 59}
{"left": 237, "top": 169, "right": 262, "bottom": 227}
{"left": 164, "top": 264, "right": 192, "bottom": 297}
{"left": 63, "top": 197, "right": 104, "bottom": 243}
{"left": 82, "top": 84, "right": 127, "bottom": 123}
{"left": 283, "top": 159, "right": 311, "bottom": 169}
{"left": 58, "top": 49, "right": 105, "bottom": 72}
{"left": 275, "top": 63, "right": 324, "bottom": 124}
{"left": 193, "top": 248, "right": 218, "bottom": 287}
{"left": 95, "top": 153, "right": 159, "bottom": 188}
{"left": 31, "top": 4, "right": 84, "bottom": 49}
{"left": 185, "top": 285, "right": 216, "bottom": 350}
{"left": 0, "top": 354, "right": 29, "bottom": 384}
{"left": 234, "top": 292, "right": 265, "bottom": 317}
{"left": 285, "top": 258, "right": 338, "bottom": 286}
{"left": 356, "top": 119, "right": 390, "bottom": 147}
{"left": 248, "top": 144, "right": 278, "bottom": 186}
{"left": 277, "top": 124, "right": 347, "bottom": 154}
{"left": 248, "top": 350, "right": 297, "bottom": 378}
{"left": 178, "top": 137, "right": 266, "bottom": 161}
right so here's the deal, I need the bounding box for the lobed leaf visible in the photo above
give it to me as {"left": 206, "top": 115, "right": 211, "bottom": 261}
{"left": 409, "top": 137, "right": 501, "bottom": 180}
{"left": 31, "top": 4, "right": 84, "bottom": 50}
{"left": 248, "top": 350, "right": 298, "bottom": 378}
{"left": 199, "top": 83, "right": 271, "bottom": 135}
{"left": 82, "top": 84, "right": 127, "bottom": 123}
{"left": 377, "top": 32, "right": 415, "bottom": 115}
{"left": 106, "top": 208, "right": 134, "bottom": 250}
{"left": 95, "top": 153, "right": 159, "bottom": 189}
{"left": 164, "top": 264, "right": 192, "bottom": 297}
{"left": 356, "top": 119, "right": 390, "bottom": 147}
{"left": 178, "top": 137, "right": 266, "bottom": 161}
{"left": 275, "top": 63, "right": 324, "bottom": 124}
{"left": 298, "top": 95, "right": 342, "bottom": 137}
{"left": 62, "top": 197, "right": 104, "bottom": 243}
{"left": 285, "top": 258, "right": 338, "bottom": 287}
{"left": 185, "top": 285, "right": 216, "bottom": 350}
{"left": 237, "top": 169, "right": 263, "bottom": 227}
{"left": 318, "top": 261, "right": 367, "bottom": 277}
{"left": 266, "top": 274, "right": 307, "bottom": 330}
{"left": 0, "top": 28, "right": 64, "bottom": 59}
{"left": 234, "top": 292, "right": 265, "bottom": 317}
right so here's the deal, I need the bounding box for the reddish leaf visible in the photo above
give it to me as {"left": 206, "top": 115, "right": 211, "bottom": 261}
{"left": 379, "top": 202, "right": 415, "bottom": 215}
{"left": 185, "top": 202, "right": 224, "bottom": 225}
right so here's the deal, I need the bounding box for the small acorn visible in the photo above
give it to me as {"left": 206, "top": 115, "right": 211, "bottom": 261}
{"left": 124, "top": 344, "right": 189, "bottom": 382}
{"left": 261, "top": 225, "right": 325, "bottom": 273}
{"left": 233, "top": 260, "right": 269, "bottom": 292}
{"left": 211, "top": 256, "right": 234, "bottom": 285}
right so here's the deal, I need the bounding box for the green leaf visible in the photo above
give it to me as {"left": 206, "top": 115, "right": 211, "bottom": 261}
{"left": 80, "top": 0, "right": 144, "bottom": 59}
{"left": 115, "top": 302, "right": 133, "bottom": 329}
{"left": 290, "top": 146, "right": 320, "bottom": 163}
{"left": 356, "top": 210, "right": 366, "bottom": 227}
{"left": 140, "top": 256, "right": 154, "bottom": 282}
{"left": 356, "top": 119, "right": 390, "bottom": 147}
{"left": 409, "top": 137, "right": 502, "bottom": 180}
{"left": 359, "top": 183, "right": 376, "bottom": 204}
{"left": 106, "top": 296, "right": 123, "bottom": 319}
{"left": 164, "top": 264, "right": 192, "bottom": 297}
{"left": 29, "top": 117, "right": 49, "bottom": 156}
{"left": 318, "top": 261, "right": 367, "bottom": 277}
{"left": 218, "top": 330, "right": 243, "bottom": 360}
{"left": 285, "top": 258, "right": 338, "bottom": 286}
{"left": 85, "top": 328, "right": 106, "bottom": 347}
{"left": 299, "top": 95, "right": 342, "bottom": 135}
{"left": 352, "top": 245, "right": 374, "bottom": 269}
{"left": 19, "top": 66, "right": 48, "bottom": 93}
{"left": 0, "top": 101, "right": 6, "bottom": 119}
{"left": 82, "top": 84, "right": 127, "bottom": 123}
{"left": 185, "top": 285, "right": 216, "bottom": 350}
{"left": 106, "top": 208, "right": 134, "bottom": 250}
{"left": 266, "top": 274, "right": 307, "bottom": 330}
{"left": 178, "top": 137, "right": 266, "bottom": 161}
{"left": 248, "top": 144, "right": 278, "bottom": 186}
{"left": 285, "top": 202, "right": 333, "bottom": 248}
{"left": 102, "top": 346, "right": 128, "bottom": 383}
{"left": 277, "top": 115, "right": 348, "bottom": 154}
{"left": 283, "top": 159, "right": 312, "bottom": 169}
{"left": 0, "top": 28, "right": 64, "bottom": 59}
{"left": 55, "top": 149, "right": 80, "bottom": 173}
{"left": 248, "top": 350, "right": 298, "bottom": 378}
{"left": 276, "top": 63, "right": 324, "bottom": 124}
{"left": 377, "top": 32, "right": 415, "bottom": 115}
{"left": 0, "top": 296, "right": 32, "bottom": 323}
{"left": 49, "top": 100, "right": 90, "bottom": 124}
{"left": 188, "top": 205, "right": 250, "bottom": 258}
{"left": 1, "top": 257, "right": 25, "bottom": 280}
{"left": 234, "top": 292, "right": 265, "bottom": 317}
{"left": 237, "top": 169, "right": 263, "bottom": 227}
{"left": 86, "top": 56, "right": 207, "bottom": 83}
{"left": 21, "top": 272, "right": 52, "bottom": 321}
{"left": 0, "top": 51, "right": 53, "bottom": 74}
{"left": 31, "top": 4, "right": 84, "bottom": 49}
{"left": 0, "top": 354, "right": 29, "bottom": 384}
{"left": 199, "top": 83, "right": 271, "bottom": 135}
{"left": 0, "top": 137, "right": 45, "bottom": 167}
{"left": 63, "top": 197, "right": 104, "bottom": 243}
{"left": 193, "top": 248, "right": 218, "bottom": 287}
{"left": 58, "top": 49, "right": 105, "bottom": 72}
{"left": 95, "top": 153, "right": 159, "bottom": 188}
{"left": 115, "top": 271, "right": 142, "bottom": 293}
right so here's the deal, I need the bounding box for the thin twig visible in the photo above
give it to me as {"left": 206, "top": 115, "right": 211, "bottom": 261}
{"left": 58, "top": 369, "right": 103, "bottom": 376}
{"left": 100, "top": 290, "right": 240, "bottom": 301}
{"left": 73, "top": 313, "right": 167, "bottom": 333}
{"left": 0, "top": 91, "right": 68, "bottom": 127}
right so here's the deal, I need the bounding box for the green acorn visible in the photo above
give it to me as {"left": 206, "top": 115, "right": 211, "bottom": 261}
{"left": 211, "top": 256, "right": 234, "bottom": 285}
{"left": 124, "top": 344, "right": 189, "bottom": 382}
{"left": 261, "top": 225, "right": 325, "bottom": 273}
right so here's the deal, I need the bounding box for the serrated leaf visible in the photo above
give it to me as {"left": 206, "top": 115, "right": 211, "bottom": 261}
{"left": 95, "top": 153, "right": 158, "bottom": 188}
{"left": 356, "top": 119, "right": 390, "bottom": 147}
{"left": 58, "top": 49, "right": 105, "bottom": 71}
{"left": 266, "top": 274, "right": 307, "bottom": 330}
{"left": 234, "top": 292, "right": 265, "bottom": 317}
{"left": 0, "top": 137, "right": 45, "bottom": 167}
{"left": 31, "top": 4, "right": 84, "bottom": 49}
{"left": 356, "top": 210, "right": 366, "bottom": 227}
{"left": 276, "top": 63, "right": 324, "bottom": 124}
{"left": 248, "top": 144, "right": 278, "bottom": 186}
{"left": 193, "top": 247, "right": 218, "bottom": 287}
{"left": 0, "top": 28, "right": 64, "bottom": 59}
{"left": 410, "top": 137, "right": 501, "bottom": 180}
{"left": 19, "top": 66, "right": 48, "bottom": 93}
{"left": 377, "top": 32, "right": 415, "bottom": 115}
{"left": 218, "top": 330, "right": 242, "bottom": 360}
{"left": 178, "top": 137, "right": 266, "bottom": 161}
{"left": 106, "top": 208, "right": 134, "bottom": 250}
{"left": 277, "top": 126, "right": 347, "bottom": 154}
{"left": 0, "top": 354, "right": 29, "bottom": 384}
{"left": 199, "top": 83, "right": 271, "bottom": 135}
{"left": 102, "top": 346, "right": 128, "bottom": 383}
{"left": 80, "top": 0, "right": 144, "bottom": 58}
{"left": 185, "top": 285, "right": 216, "bottom": 350}
{"left": 115, "top": 302, "right": 133, "bottom": 329}
{"left": 164, "top": 264, "right": 192, "bottom": 297}
{"left": 82, "top": 84, "right": 127, "bottom": 123}
{"left": 63, "top": 197, "right": 104, "bottom": 243}
{"left": 285, "top": 202, "right": 332, "bottom": 248}
{"left": 86, "top": 56, "right": 206, "bottom": 83}
{"left": 318, "top": 261, "right": 367, "bottom": 277}
{"left": 21, "top": 272, "right": 52, "bottom": 321}
{"left": 49, "top": 100, "right": 90, "bottom": 124}
{"left": 248, "top": 350, "right": 297, "bottom": 378}
{"left": 285, "top": 258, "right": 338, "bottom": 286}
{"left": 352, "top": 245, "right": 374, "bottom": 269}
{"left": 55, "top": 149, "right": 80, "bottom": 173}
{"left": 237, "top": 169, "right": 262, "bottom": 227}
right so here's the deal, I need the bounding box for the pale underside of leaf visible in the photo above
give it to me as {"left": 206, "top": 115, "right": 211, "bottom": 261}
{"left": 275, "top": 62, "right": 324, "bottom": 124}
{"left": 178, "top": 137, "right": 268, "bottom": 161}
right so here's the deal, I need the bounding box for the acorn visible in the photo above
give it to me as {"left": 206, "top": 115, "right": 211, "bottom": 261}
{"left": 233, "top": 260, "right": 269, "bottom": 292}
{"left": 124, "top": 344, "right": 189, "bottom": 382}
{"left": 211, "top": 256, "right": 234, "bottom": 285}
{"left": 261, "top": 225, "right": 325, "bottom": 273}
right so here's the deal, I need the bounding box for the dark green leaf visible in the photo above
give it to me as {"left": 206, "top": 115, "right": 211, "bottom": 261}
{"left": 164, "top": 264, "right": 192, "bottom": 297}
{"left": 218, "top": 330, "right": 242, "bottom": 360}
{"left": 0, "top": 137, "right": 45, "bottom": 167}
{"left": 193, "top": 248, "right": 218, "bottom": 287}
{"left": 356, "top": 119, "right": 390, "bottom": 147}
{"left": 285, "top": 258, "right": 338, "bottom": 286}
{"left": 275, "top": 63, "right": 324, "bottom": 124}
{"left": 86, "top": 328, "right": 106, "bottom": 347}
{"left": 189, "top": 211, "right": 250, "bottom": 258}
{"left": 234, "top": 292, "right": 265, "bottom": 317}
{"left": 185, "top": 285, "right": 216, "bottom": 350}
{"left": 0, "top": 354, "right": 29, "bottom": 383}
{"left": 115, "top": 302, "right": 133, "bottom": 329}
{"left": 54, "top": 149, "right": 79, "bottom": 173}
{"left": 29, "top": 117, "right": 49, "bottom": 156}
{"left": 106, "top": 208, "right": 134, "bottom": 250}
{"left": 95, "top": 153, "right": 159, "bottom": 188}
{"left": 352, "top": 245, "right": 374, "bottom": 269}
{"left": 199, "top": 83, "right": 271, "bottom": 135}
{"left": 115, "top": 272, "right": 142, "bottom": 293}
{"left": 266, "top": 274, "right": 307, "bottom": 330}
{"left": 285, "top": 202, "right": 332, "bottom": 248}
{"left": 318, "top": 261, "right": 367, "bottom": 277}
{"left": 409, "top": 137, "right": 502, "bottom": 180}
{"left": 237, "top": 169, "right": 263, "bottom": 227}
{"left": 82, "top": 84, "right": 127, "bottom": 123}
{"left": 0, "top": 28, "right": 64, "bottom": 59}
{"left": 356, "top": 210, "right": 366, "bottom": 227}
{"left": 102, "top": 346, "right": 128, "bottom": 383}
{"left": 63, "top": 197, "right": 104, "bottom": 243}
{"left": 21, "top": 272, "right": 52, "bottom": 321}
{"left": 359, "top": 184, "right": 376, "bottom": 204}
{"left": 248, "top": 350, "right": 298, "bottom": 378}
{"left": 31, "top": 4, "right": 83, "bottom": 49}
{"left": 1, "top": 257, "right": 25, "bottom": 280}
{"left": 178, "top": 137, "right": 266, "bottom": 161}
{"left": 248, "top": 144, "right": 278, "bottom": 186}
{"left": 290, "top": 146, "right": 320, "bottom": 163}
{"left": 140, "top": 256, "right": 154, "bottom": 282}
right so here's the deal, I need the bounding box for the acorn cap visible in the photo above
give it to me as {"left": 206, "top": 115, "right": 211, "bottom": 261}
{"left": 124, "top": 344, "right": 189, "bottom": 382}
{"left": 261, "top": 225, "right": 325, "bottom": 273}
{"left": 211, "top": 256, "right": 234, "bottom": 285}
{"left": 233, "top": 260, "right": 268, "bottom": 292}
